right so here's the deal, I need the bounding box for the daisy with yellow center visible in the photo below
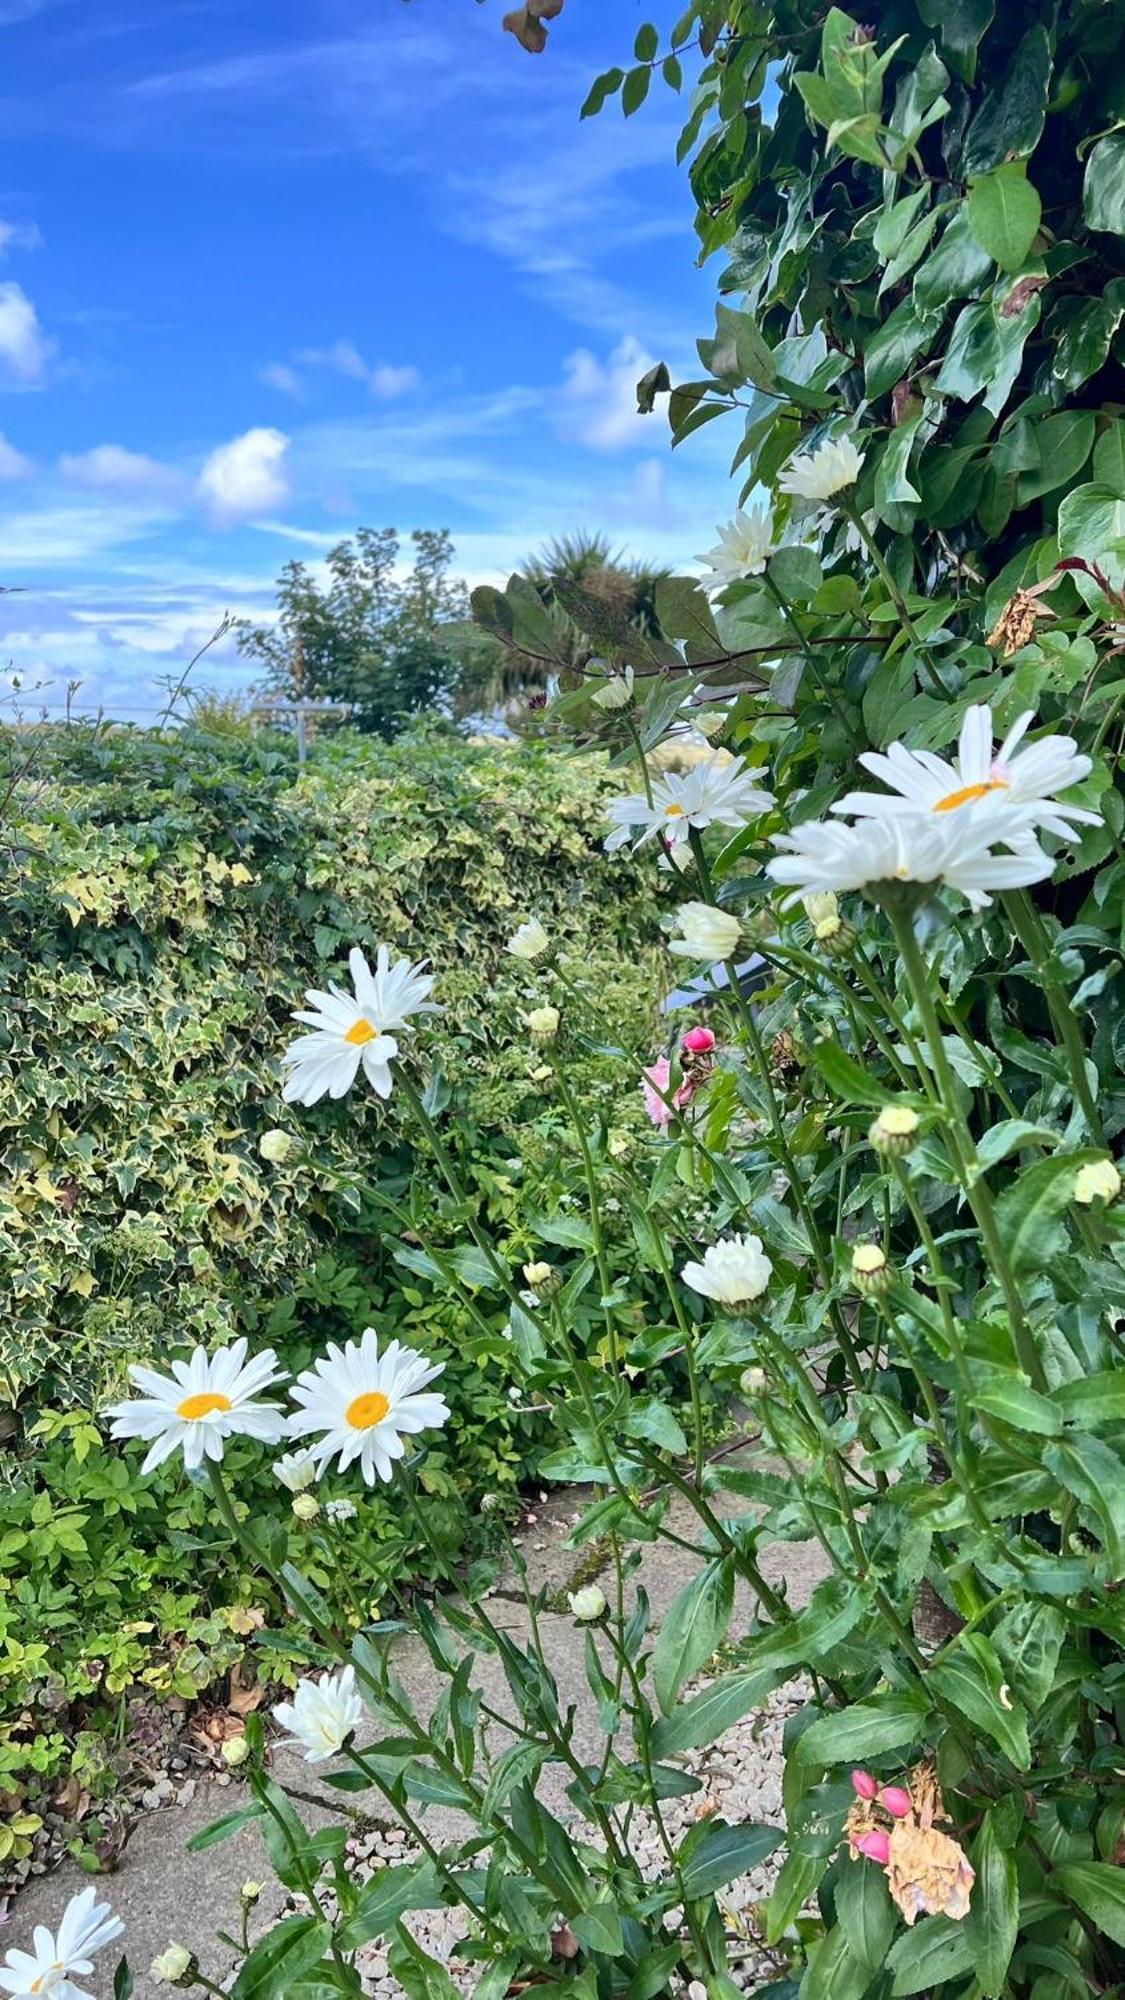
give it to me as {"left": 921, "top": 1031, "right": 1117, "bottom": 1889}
{"left": 282, "top": 944, "right": 439, "bottom": 1108}
{"left": 604, "top": 753, "right": 773, "bottom": 853}
{"left": 286, "top": 1328, "right": 450, "bottom": 1486}
{"left": 0, "top": 1888, "right": 123, "bottom": 2000}
{"left": 107, "top": 1338, "right": 287, "bottom": 1473}
{"left": 832, "top": 705, "right": 1099, "bottom": 846}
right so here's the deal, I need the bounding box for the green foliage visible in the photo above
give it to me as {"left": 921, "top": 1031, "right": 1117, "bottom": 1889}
{"left": 0, "top": 718, "right": 661, "bottom": 1811}
{"left": 236, "top": 528, "right": 499, "bottom": 737}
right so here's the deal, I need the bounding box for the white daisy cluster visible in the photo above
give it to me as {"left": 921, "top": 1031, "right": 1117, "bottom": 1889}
{"left": 769, "top": 705, "right": 1098, "bottom": 912}
{"left": 605, "top": 752, "right": 772, "bottom": 853}
{"left": 696, "top": 504, "right": 776, "bottom": 590}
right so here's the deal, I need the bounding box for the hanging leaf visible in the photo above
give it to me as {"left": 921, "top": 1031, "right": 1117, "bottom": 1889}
{"left": 967, "top": 168, "right": 1042, "bottom": 272}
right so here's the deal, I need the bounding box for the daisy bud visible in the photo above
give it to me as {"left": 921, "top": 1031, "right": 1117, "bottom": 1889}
{"left": 851, "top": 1769, "right": 878, "bottom": 1800}
{"left": 522, "top": 1261, "right": 553, "bottom": 1290}
{"left": 1073, "top": 1158, "right": 1121, "bottom": 1206}
{"left": 681, "top": 1026, "right": 717, "bottom": 1055}
{"left": 507, "top": 918, "right": 550, "bottom": 961}
{"left": 568, "top": 1585, "right": 607, "bottom": 1623}
{"left": 880, "top": 1785, "right": 913, "bottom": 1818}
{"left": 854, "top": 1829, "right": 891, "bottom": 1865}
{"left": 241, "top": 1881, "right": 264, "bottom": 1904}
{"left": 851, "top": 1243, "right": 889, "bottom": 1296}
{"left": 668, "top": 901, "right": 742, "bottom": 964}
{"left": 259, "top": 1128, "right": 293, "bottom": 1163}
{"left": 291, "top": 1492, "right": 320, "bottom": 1522}
{"left": 221, "top": 1734, "right": 250, "bottom": 1770}
{"left": 740, "top": 1366, "right": 768, "bottom": 1396}
{"left": 150, "top": 1944, "right": 196, "bottom": 1987}
{"left": 868, "top": 1104, "right": 921, "bottom": 1156}
{"left": 526, "top": 1004, "right": 560, "bottom": 1043}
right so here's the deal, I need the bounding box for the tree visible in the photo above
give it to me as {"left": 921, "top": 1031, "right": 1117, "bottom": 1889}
{"left": 238, "top": 527, "right": 493, "bottom": 739}
{"left": 471, "top": 531, "right": 671, "bottom": 714}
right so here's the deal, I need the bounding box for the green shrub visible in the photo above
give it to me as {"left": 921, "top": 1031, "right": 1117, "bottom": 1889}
{"left": 0, "top": 719, "right": 662, "bottom": 1806}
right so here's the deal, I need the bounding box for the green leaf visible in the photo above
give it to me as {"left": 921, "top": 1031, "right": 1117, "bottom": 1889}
{"left": 572, "top": 1897, "right": 625, "bottom": 1957}
{"left": 1094, "top": 418, "right": 1125, "bottom": 496}
{"left": 337, "top": 1865, "right": 444, "bottom": 1950}
{"left": 633, "top": 22, "right": 658, "bottom": 60}
{"left": 113, "top": 1962, "right": 134, "bottom": 2000}
{"left": 991, "top": 1600, "right": 1065, "bottom": 1711}
{"left": 929, "top": 1633, "right": 1031, "bottom": 1767}
{"left": 625, "top": 1397, "right": 687, "bottom": 1456}
{"left": 965, "top": 1814, "right": 1019, "bottom": 1995}
{"left": 995, "top": 1151, "right": 1109, "bottom": 1279}
{"left": 230, "top": 1918, "right": 332, "bottom": 2000}
{"left": 916, "top": 0, "right": 993, "bottom": 82}
{"left": 650, "top": 1662, "right": 790, "bottom": 1757}
{"left": 865, "top": 298, "right": 938, "bottom": 400}
{"left": 1084, "top": 134, "right": 1125, "bottom": 238}
{"left": 809, "top": 1040, "right": 899, "bottom": 1109}
{"left": 874, "top": 409, "right": 926, "bottom": 528}
{"left": 967, "top": 168, "right": 1041, "bottom": 273}
{"left": 800, "top": 1922, "right": 871, "bottom": 2000}
{"left": 1053, "top": 292, "right": 1125, "bottom": 392}
{"left": 679, "top": 1819, "right": 781, "bottom": 1898}
{"left": 662, "top": 53, "right": 682, "bottom": 90}
{"left": 186, "top": 1803, "right": 264, "bottom": 1851}
{"left": 962, "top": 25, "right": 1051, "bottom": 174}
{"left": 1051, "top": 1861, "right": 1125, "bottom": 1946}
{"left": 798, "top": 1694, "right": 930, "bottom": 1770}
{"left": 973, "top": 1373, "right": 1061, "bottom": 1436}
{"left": 972, "top": 1119, "right": 1060, "bottom": 1174}
{"left": 1043, "top": 1435, "right": 1125, "bottom": 1575}
{"left": 913, "top": 205, "right": 993, "bottom": 312}
{"left": 622, "top": 65, "right": 651, "bottom": 116}
{"left": 580, "top": 67, "right": 624, "bottom": 119}
{"left": 652, "top": 1559, "right": 735, "bottom": 1715}
{"left": 1016, "top": 411, "right": 1096, "bottom": 502}
{"left": 887, "top": 1916, "right": 974, "bottom": 1994}
{"left": 836, "top": 1852, "right": 896, "bottom": 1972}
{"left": 1054, "top": 1372, "right": 1125, "bottom": 1428}
{"left": 765, "top": 1848, "right": 828, "bottom": 1945}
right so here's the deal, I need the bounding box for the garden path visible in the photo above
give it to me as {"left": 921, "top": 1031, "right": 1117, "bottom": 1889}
{"left": 7, "top": 1487, "right": 828, "bottom": 1996}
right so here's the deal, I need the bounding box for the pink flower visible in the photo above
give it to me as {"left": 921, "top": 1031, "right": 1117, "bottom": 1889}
{"left": 642, "top": 1058, "right": 675, "bottom": 1127}
{"left": 681, "top": 1025, "right": 716, "bottom": 1055}
{"left": 851, "top": 1769, "right": 878, "bottom": 1800}
{"left": 881, "top": 1786, "right": 913, "bottom": 1818}
{"left": 854, "top": 1829, "right": 891, "bottom": 1865}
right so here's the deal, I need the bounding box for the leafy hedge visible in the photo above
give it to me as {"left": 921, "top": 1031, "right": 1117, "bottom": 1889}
{"left": 0, "top": 721, "right": 661, "bottom": 1818}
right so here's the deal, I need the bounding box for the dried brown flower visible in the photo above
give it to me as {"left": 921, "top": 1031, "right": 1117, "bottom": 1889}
{"left": 986, "top": 586, "right": 1057, "bottom": 658}
{"left": 886, "top": 1817, "right": 974, "bottom": 1924}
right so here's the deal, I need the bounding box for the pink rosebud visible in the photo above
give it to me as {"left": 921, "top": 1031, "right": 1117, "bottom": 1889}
{"left": 681, "top": 1026, "right": 716, "bottom": 1054}
{"left": 880, "top": 1786, "right": 912, "bottom": 1818}
{"left": 854, "top": 1829, "right": 890, "bottom": 1865}
{"left": 851, "top": 1769, "right": 878, "bottom": 1800}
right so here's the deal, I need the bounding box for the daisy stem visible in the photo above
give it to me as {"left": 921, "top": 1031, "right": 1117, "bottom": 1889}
{"left": 396, "top": 1071, "right": 533, "bottom": 1316}
{"left": 837, "top": 500, "right": 947, "bottom": 698}
{"left": 553, "top": 1060, "right": 621, "bottom": 1369}
{"left": 345, "top": 1743, "right": 516, "bottom": 1955}
{"left": 1004, "top": 888, "right": 1106, "bottom": 1146}
{"left": 761, "top": 569, "right": 863, "bottom": 752}
{"left": 888, "top": 904, "right": 1048, "bottom": 1391}
{"left": 623, "top": 711, "right": 655, "bottom": 806}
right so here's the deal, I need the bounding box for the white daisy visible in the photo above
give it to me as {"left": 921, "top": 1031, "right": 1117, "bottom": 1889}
{"left": 768, "top": 807, "right": 1054, "bottom": 913}
{"left": 286, "top": 1328, "right": 450, "bottom": 1485}
{"left": 832, "top": 706, "right": 1100, "bottom": 846}
{"left": 0, "top": 1888, "right": 124, "bottom": 2000}
{"left": 667, "top": 901, "right": 742, "bottom": 962}
{"left": 605, "top": 753, "right": 772, "bottom": 852}
{"left": 273, "top": 1449, "right": 317, "bottom": 1493}
{"left": 696, "top": 505, "right": 776, "bottom": 589}
{"left": 681, "top": 1234, "right": 773, "bottom": 1304}
{"left": 107, "top": 1339, "right": 287, "bottom": 1474}
{"left": 273, "top": 1666, "right": 365, "bottom": 1764}
{"left": 506, "top": 918, "right": 550, "bottom": 960}
{"left": 281, "top": 944, "right": 438, "bottom": 1107}
{"left": 777, "top": 435, "right": 864, "bottom": 504}
{"left": 590, "top": 665, "right": 636, "bottom": 710}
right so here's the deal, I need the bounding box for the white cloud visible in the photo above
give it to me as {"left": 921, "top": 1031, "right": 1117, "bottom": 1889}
{"left": 259, "top": 360, "right": 304, "bottom": 398}
{"left": 0, "top": 282, "right": 51, "bottom": 385}
{"left": 0, "top": 431, "right": 31, "bottom": 478}
{"left": 295, "top": 340, "right": 420, "bottom": 399}
{"left": 0, "top": 219, "right": 41, "bottom": 260}
{"left": 198, "top": 426, "right": 291, "bottom": 524}
{"left": 59, "top": 443, "right": 185, "bottom": 497}
{"left": 557, "top": 335, "right": 663, "bottom": 451}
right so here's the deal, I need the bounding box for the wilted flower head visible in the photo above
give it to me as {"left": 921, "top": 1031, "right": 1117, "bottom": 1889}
{"left": 641, "top": 1056, "right": 696, "bottom": 1126}
{"left": 273, "top": 1450, "right": 317, "bottom": 1493}
{"left": 886, "top": 1819, "right": 974, "bottom": 1925}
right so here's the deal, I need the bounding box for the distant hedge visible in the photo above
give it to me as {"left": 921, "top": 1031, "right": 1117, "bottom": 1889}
{"left": 1, "top": 720, "right": 660, "bottom": 1418}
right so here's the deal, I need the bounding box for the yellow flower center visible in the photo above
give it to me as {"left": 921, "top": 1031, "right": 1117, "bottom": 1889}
{"left": 933, "top": 778, "right": 1009, "bottom": 813}
{"left": 30, "top": 1970, "right": 62, "bottom": 1994}
{"left": 177, "top": 1391, "right": 233, "bottom": 1421}
{"left": 345, "top": 1017, "right": 379, "bottom": 1046}
{"left": 346, "top": 1391, "right": 391, "bottom": 1429}
{"left": 664, "top": 803, "right": 685, "bottom": 817}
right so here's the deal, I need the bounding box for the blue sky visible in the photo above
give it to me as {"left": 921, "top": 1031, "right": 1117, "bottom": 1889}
{"left": 0, "top": 0, "right": 732, "bottom": 718}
